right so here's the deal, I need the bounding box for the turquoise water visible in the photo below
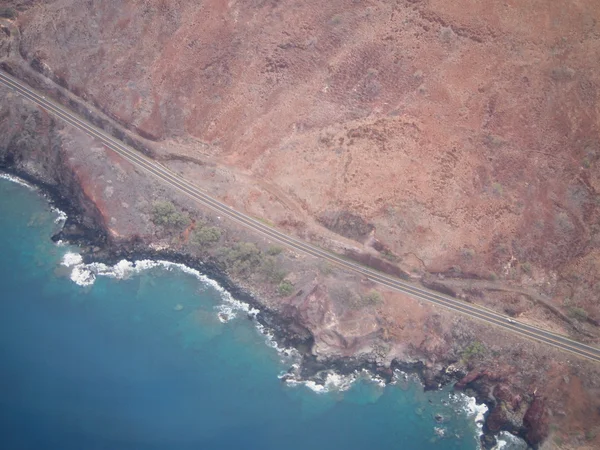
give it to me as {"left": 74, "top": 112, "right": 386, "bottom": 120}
{"left": 0, "top": 175, "right": 487, "bottom": 450}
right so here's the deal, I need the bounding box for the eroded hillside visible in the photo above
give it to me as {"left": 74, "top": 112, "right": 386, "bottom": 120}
{"left": 2, "top": 0, "right": 600, "bottom": 447}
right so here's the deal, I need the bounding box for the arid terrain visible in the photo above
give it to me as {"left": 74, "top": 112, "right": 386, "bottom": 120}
{"left": 2, "top": 0, "right": 600, "bottom": 448}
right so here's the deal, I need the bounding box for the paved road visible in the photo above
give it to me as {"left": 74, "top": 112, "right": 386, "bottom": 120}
{"left": 2, "top": 69, "right": 599, "bottom": 364}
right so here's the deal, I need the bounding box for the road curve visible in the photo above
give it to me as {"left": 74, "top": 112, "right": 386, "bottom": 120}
{"left": 2, "top": 69, "right": 599, "bottom": 364}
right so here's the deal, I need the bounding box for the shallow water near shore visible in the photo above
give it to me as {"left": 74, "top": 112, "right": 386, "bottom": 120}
{"left": 0, "top": 176, "right": 524, "bottom": 450}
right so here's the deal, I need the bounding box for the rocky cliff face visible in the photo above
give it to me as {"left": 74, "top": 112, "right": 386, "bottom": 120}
{"left": 0, "top": 89, "right": 107, "bottom": 243}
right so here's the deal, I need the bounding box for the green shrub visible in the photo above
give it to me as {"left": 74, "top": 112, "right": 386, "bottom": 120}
{"left": 568, "top": 306, "right": 588, "bottom": 322}
{"left": 218, "top": 242, "right": 264, "bottom": 276}
{"left": 336, "top": 288, "right": 383, "bottom": 310}
{"left": 330, "top": 286, "right": 360, "bottom": 308}
{"left": 381, "top": 249, "right": 397, "bottom": 261}
{"left": 461, "top": 248, "right": 475, "bottom": 259}
{"left": 151, "top": 201, "right": 190, "bottom": 229}
{"left": 278, "top": 280, "right": 294, "bottom": 296}
{"left": 362, "top": 291, "right": 383, "bottom": 306}
{"left": 260, "top": 256, "right": 287, "bottom": 283}
{"left": 266, "top": 245, "right": 283, "bottom": 256}
{"left": 318, "top": 261, "right": 335, "bottom": 276}
{"left": 483, "top": 134, "right": 505, "bottom": 148}
{"left": 0, "top": 7, "right": 17, "bottom": 19}
{"left": 191, "top": 225, "right": 221, "bottom": 246}
{"left": 461, "top": 341, "right": 486, "bottom": 361}
{"left": 492, "top": 182, "right": 503, "bottom": 196}
{"left": 521, "top": 262, "right": 532, "bottom": 274}
{"left": 585, "top": 430, "right": 596, "bottom": 441}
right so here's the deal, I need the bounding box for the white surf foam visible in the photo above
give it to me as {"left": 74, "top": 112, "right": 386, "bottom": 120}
{"left": 59, "top": 253, "right": 310, "bottom": 375}
{"left": 50, "top": 206, "right": 67, "bottom": 224}
{"left": 493, "top": 431, "right": 528, "bottom": 450}
{"left": 457, "top": 393, "right": 489, "bottom": 438}
{"left": 0, "top": 172, "right": 36, "bottom": 190}
{"left": 1, "top": 173, "right": 68, "bottom": 226}
{"left": 70, "top": 264, "right": 97, "bottom": 286}
{"left": 60, "top": 254, "right": 262, "bottom": 323}
{"left": 281, "top": 367, "right": 387, "bottom": 395}
{"left": 61, "top": 252, "right": 83, "bottom": 267}
{"left": 291, "top": 371, "right": 357, "bottom": 394}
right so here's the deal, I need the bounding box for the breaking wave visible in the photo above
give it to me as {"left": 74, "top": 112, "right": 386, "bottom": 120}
{"left": 280, "top": 366, "right": 387, "bottom": 394}
{"left": 59, "top": 252, "right": 501, "bottom": 445}
{"left": 493, "top": 431, "right": 528, "bottom": 450}
{"left": 0, "top": 172, "right": 36, "bottom": 190}
{"left": 61, "top": 252, "right": 260, "bottom": 320}
{"left": 50, "top": 206, "right": 67, "bottom": 224}
{"left": 1, "top": 172, "right": 67, "bottom": 225}
{"left": 459, "top": 393, "right": 489, "bottom": 438}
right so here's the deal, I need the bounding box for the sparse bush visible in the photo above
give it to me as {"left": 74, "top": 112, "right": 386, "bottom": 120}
{"left": 585, "top": 430, "right": 596, "bottom": 441}
{"left": 330, "top": 285, "right": 360, "bottom": 307}
{"left": 461, "top": 248, "right": 475, "bottom": 259}
{"left": 568, "top": 306, "right": 588, "bottom": 322}
{"left": 278, "top": 280, "right": 294, "bottom": 296}
{"left": 191, "top": 225, "right": 221, "bottom": 246}
{"left": 151, "top": 201, "right": 190, "bottom": 229}
{"left": 329, "top": 14, "right": 342, "bottom": 25}
{"left": 333, "top": 287, "right": 383, "bottom": 310}
{"left": 266, "top": 245, "right": 283, "bottom": 256}
{"left": 483, "top": 134, "right": 505, "bottom": 148}
{"left": 461, "top": 341, "right": 486, "bottom": 361}
{"left": 381, "top": 249, "right": 397, "bottom": 261}
{"left": 318, "top": 261, "right": 335, "bottom": 276}
{"left": 492, "top": 182, "right": 503, "bottom": 196}
{"left": 551, "top": 66, "right": 575, "bottom": 81}
{"left": 218, "top": 242, "right": 263, "bottom": 276}
{"left": 521, "top": 262, "right": 532, "bottom": 274}
{"left": 0, "top": 7, "right": 17, "bottom": 19}
{"left": 555, "top": 212, "right": 574, "bottom": 234}
{"left": 362, "top": 291, "right": 383, "bottom": 307}
{"left": 260, "top": 256, "right": 287, "bottom": 283}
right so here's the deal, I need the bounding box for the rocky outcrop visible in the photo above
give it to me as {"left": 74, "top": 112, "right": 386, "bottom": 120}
{"left": 523, "top": 397, "right": 549, "bottom": 447}
{"left": 456, "top": 370, "right": 549, "bottom": 448}
{"left": 0, "top": 92, "right": 107, "bottom": 246}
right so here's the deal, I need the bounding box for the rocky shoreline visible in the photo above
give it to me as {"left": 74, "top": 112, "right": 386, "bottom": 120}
{"left": 1, "top": 164, "right": 531, "bottom": 449}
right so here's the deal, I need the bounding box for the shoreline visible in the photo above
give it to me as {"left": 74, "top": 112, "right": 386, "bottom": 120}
{"left": 0, "top": 167, "right": 519, "bottom": 449}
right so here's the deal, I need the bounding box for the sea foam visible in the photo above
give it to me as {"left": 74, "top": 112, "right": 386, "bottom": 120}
{"left": 1, "top": 172, "right": 67, "bottom": 225}
{"left": 457, "top": 393, "right": 489, "bottom": 439}
{"left": 0, "top": 173, "right": 36, "bottom": 190}
{"left": 493, "top": 431, "right": 528, "bottom": 450}
{"left": 50, "top": 206, "right": 67, "bottom": 224}
{"left": 60, "top": 252, "right": 498, "bottom": 444}
{"left": 60, "top": 253, "right": 260, "bottom": 321}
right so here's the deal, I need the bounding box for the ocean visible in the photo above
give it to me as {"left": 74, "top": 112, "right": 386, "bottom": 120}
{"left": 0, "top": 174, "right": 524, "bottom": 450}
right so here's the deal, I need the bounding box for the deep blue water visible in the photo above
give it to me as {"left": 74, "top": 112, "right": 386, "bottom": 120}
{"left": 0, "top": 175, "right": 490, "bottom": 450}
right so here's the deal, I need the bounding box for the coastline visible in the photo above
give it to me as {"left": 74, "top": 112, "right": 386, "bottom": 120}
{"left": 5, "top": 0, "right": 600, "bottom": 445}
{"left": 1, "top": 167, "right": 511, "bottom": 449}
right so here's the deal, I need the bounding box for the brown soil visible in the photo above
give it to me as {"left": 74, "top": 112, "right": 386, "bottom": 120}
{"left": 2, "top": 0, "right": 600, "bottom": 447}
